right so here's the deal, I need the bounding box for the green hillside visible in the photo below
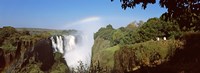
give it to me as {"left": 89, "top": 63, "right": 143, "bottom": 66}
{"left": 91, "top": 17, "right": 200, "bottom": 73}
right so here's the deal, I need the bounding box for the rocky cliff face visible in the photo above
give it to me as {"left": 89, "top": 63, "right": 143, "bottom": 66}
{"left": 0, "top": 39, "right": 36, "bottom": 72}
{"left": 0, "top": 27, "right": 70, "bottom": 73}
{"left": 34, "top": 39, "right": 55, "bottom": 71}
{"left": 91, "top": 37, "right": 114, "bottom": 72}
{"left": 0, "top": 36, "right": 69, "bottom": 73}
{"left": 0, "top": 48, "right": 5, "bottom": 71}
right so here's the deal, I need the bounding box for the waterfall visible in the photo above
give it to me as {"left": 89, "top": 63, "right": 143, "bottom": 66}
{"left": 50, "top": 35, "right": 65, "bottom": 54}
{"left": 50, "top": 33, "right": 91, "bottom": 69}
{"left": 63, "top": 35, "right": 76, "bottom": 52}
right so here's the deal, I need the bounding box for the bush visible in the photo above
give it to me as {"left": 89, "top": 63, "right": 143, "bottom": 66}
{"left": 1, "top": 41, "right": 16, "bottom": 53}
{"left": 94, "top": 24, "right": 115, "bottom": 40}
{"left": 113, "top": 40, "right": 182, "bottom": 72}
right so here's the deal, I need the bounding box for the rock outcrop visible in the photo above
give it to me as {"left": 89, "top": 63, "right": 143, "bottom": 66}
{"left": 0, "top": 48, "right": 5, "bottom": 71}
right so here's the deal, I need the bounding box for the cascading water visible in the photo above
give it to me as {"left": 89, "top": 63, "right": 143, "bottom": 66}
{"left": 51, "top": 35, "right": 65, "bottom": 54}
{"left": 50, "top": 33, "right": 91, "bottom": 69}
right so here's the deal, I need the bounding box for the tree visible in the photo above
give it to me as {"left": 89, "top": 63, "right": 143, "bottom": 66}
{"left": 138, "top": 18, "right": 181, "bottom": 41}
{"left": 0, "top": 26, "right": 17, "bottom": 38}
{"left": 94, "top": 24, "right": 115, "bottom": 40}
{"left": 21, "top": 30, "right": 30, "bottom": 35}
{"left": 111, "top": 0, "right": 200, "bottom": 31}
{"left": 137, "top": 20, "right": 144, "bottom": 27}
{"left": 0, "top": 26, "right": 18, "bottom": 46}
{"left": 126, "top": 21, "right": 137, "bottom": 30}
{"left": 112, "top": 29, "right": 124, "bottom": 45}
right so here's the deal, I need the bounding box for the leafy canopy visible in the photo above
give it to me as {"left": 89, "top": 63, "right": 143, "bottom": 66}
{"left": 111, "top": 0, "right": 200, "bottom": 31}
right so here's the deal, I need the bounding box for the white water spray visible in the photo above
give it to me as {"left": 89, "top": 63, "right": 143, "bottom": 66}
{"left": 50, "top": 33, "right": 91, "bottom": 69}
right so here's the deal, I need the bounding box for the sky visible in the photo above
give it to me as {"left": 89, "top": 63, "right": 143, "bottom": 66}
{"left": 0, "top": 0, "right": 167, "bottom": 31}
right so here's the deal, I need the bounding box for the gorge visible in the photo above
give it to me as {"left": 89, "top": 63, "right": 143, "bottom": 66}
{"left": 1, "top": 22, "right": 200, "bottom": 73}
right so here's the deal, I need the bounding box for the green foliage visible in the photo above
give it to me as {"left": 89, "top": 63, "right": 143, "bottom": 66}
{"left": 106, "top": 24, "right": 113, "bottom": 29}
{"left": 15, "top": 57, "right": 44, "bottom": 73}
{"left": 92, "top": 37, "right": 112, "bottom": 70}
{"left": 53, "top": 52, "right": 63, "bottom": 61}
{"left": 92, "top": 37, "right": 111, "bottom": 56}
{"left": 61, "top": 29, "right": 77, "bottom": 35}
{"left": 32, "top": 32, "right": 51, "bottom": 39}
{"left": 0, "top": 26, "right": 19, "bottom": 53}
{"left": 138, "top": 18, "right": 181, "bottom": 41}
{"left": 118, "top": 29, "right": 141, "bottom": 45}
{"left": 27, "top": 64, "right": 44, "bottom": 73}
{"left": 92, "top": 45, "right": 120, "bottom": 73}
{"left": 102, "top": 45, "right": 120, "bottom": 67}
{"left": 126, "top": 22, "right": 137, "bottom": 30}
{"left": 0, "top": 26, "right": 17, "bottom": 38}
{"left": 50, "top": 52, "right": 69, "bottom": 73}
{"left": 0, "top": 26, "right": 53, "bottom": 73}
{"left": 0, "top": 26, "right": 18, "bottom": 45}
{"left": 94, "top": 18, "right": 181, "bottom": 46}
{"left": 20, "top": 29, "right": 30, "bottom": 35}
{"left": 90, "top": 60, "right": 111, "bottom": 73}
{"left": 15, "top": 63, "right": 43, "bottom": 73}
{"left": 131, "top": 40, "right": 181, "bottom": 63}
{"left": 50, "top": 62, "right": 68, "bottom": 73}
{"left": 93, "top": 17, "right": 183, "bottom": 72}
{"left": 111, "top": 24, "right": 140, "bottom": 45}
{"left": 49, "top": 29, "right": 77, "bottom": 36}
{"left": 100, "top": 45, "right": 120, "bottom": 68}
{"left": 0, "top": 26, "right": 76, "bottom": 73}
{"left": 113, "top": 40, "right": 182, "bottom": 72}
{"left": 94, "top": 24, "right": 115, "bottom": 40}
{"left": 1, "top": 41, "right": 16, "bottom": 53}
{"left": 112, "top": 29, "right": 125, "bottom": 45}
{"left": 111, "top": 0, "right": 156, "bottom": 9}
{"left": 112, "top": 0, "right": 200, "bottom": 31}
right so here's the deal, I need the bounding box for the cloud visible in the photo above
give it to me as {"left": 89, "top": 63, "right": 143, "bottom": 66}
{"left": 63, "top": 16, "right": 103, "bottom": 69}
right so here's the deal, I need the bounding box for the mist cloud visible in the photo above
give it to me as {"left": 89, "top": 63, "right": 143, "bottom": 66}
{"left": 63, "top": 16, "right": 105, "bottom": 69}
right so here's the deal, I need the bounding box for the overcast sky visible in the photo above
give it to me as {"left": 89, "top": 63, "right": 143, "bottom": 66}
{"left": 0, "top": 0, "right": 166, "bottom": 31}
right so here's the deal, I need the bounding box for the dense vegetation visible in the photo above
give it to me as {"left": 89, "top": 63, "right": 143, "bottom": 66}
{"left": 1, "top": 0, "right": 200, "bottom": 72}
{"left": 94, "top": 17, "right": 181, "bottom": 46}
{"left": 113, "top": 40, "right": 182, "bottom": 73}
{"left": 92, "top": 15, "right": 200, "bottom": 73}
{"left": 1, "top": 17, "right": 199, "bottom": 73}
{"left": 112, "top": 0, "right": 200, "bottom": 31}
{"left": 0, "top": 26, "right": 72, "bottom": 73}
